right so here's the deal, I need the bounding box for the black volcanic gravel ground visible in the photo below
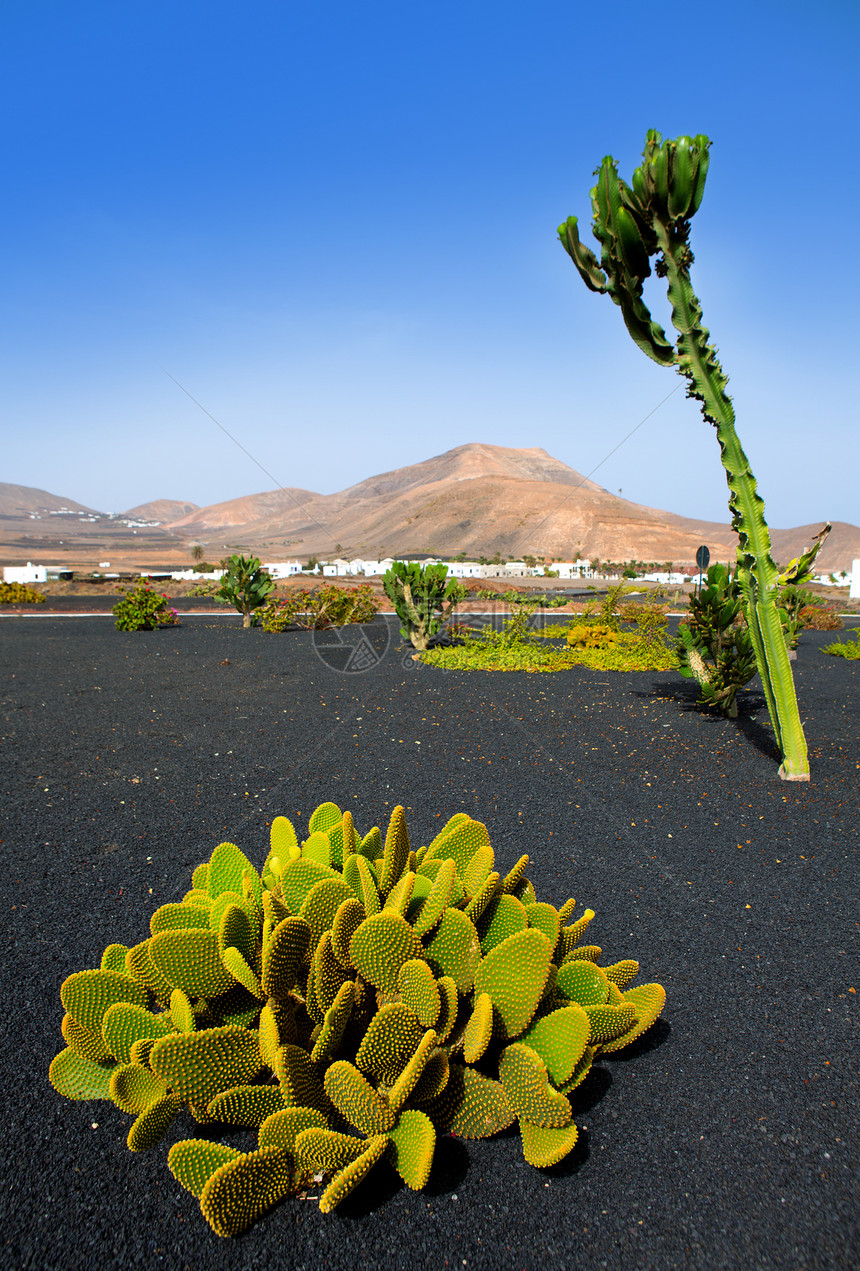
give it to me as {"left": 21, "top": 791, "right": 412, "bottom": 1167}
{"left": 1, "top": 615, "right": 858, "bottom": 1271}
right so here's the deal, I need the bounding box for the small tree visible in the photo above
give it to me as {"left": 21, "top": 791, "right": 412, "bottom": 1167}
{"left": 218, "top": 555, "right": 274, "bottom": 627}
{"left": 190, "top": 544, "right": 204, "bottom": 563}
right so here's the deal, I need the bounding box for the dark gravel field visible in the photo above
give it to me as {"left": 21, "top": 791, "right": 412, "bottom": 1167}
{"left": 1, "top": 615, "right": 857, "bottom": 1271}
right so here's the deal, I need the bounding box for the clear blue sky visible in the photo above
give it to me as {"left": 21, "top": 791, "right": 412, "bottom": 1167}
{"left": 2, "top": 0, "right": 857, "bottom": 529}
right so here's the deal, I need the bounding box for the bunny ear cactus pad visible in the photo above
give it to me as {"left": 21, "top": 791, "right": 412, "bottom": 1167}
{"left": 49, "top": 799, "right": 665, "bottom": 1235}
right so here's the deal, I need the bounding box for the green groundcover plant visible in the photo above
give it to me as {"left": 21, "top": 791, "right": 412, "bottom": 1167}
{"left": 112, "top": 581, "right": 179, "bottom": 632}
{"left": 49, "top": 801, "right": 665, "bottom": 1238}
{"left": 821, "top": 629, "right": 860, "bottom": 659}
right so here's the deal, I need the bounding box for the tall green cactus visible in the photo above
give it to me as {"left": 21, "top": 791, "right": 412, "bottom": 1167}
{"left": 383, "top": 561, "right": 460, "bottom": 650}
{"left": 559, "top": 131, "right": 815, "bottom": 780}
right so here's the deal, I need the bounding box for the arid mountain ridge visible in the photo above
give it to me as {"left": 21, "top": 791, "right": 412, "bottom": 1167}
{"left": 1, "top": 444, "right": 856, "bottom": 571}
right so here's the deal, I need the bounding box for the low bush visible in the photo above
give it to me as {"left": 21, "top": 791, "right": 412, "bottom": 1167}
{"left": 112, "top": 581, "right": 179, "bottom": 632}
{"left": 0, "top": 582, "right": 45, "bottom": 604}
{"left": 799, "top": 604, "right": 843, "bottom": 631}
{"left": 49, "top": 800, "right": 666, "bottom": 1236}
{"left": 821, "top": 629, "right": 860, "bottom": 659}
{"left": 261, "top": 584, "right": 379, "bottom": 632}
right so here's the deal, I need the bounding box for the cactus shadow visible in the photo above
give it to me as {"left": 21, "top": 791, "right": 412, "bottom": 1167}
{"left": 634, "top": 684, "right": 782, "bottom": 764}
{"left": 601, "top": 1018, "right": 671, "bottom": 1064}
{"left": 424, "top": 1134, "right": 471, "bottom": 1197}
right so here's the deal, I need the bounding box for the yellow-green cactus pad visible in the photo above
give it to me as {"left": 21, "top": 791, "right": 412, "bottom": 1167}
{"left": 498, "top": 1043, "right": 572, "bottom": 1128}
{"left": 387, "top": 1109, "right": 436, "bottom": 1190}
{"left": 387, "top": 1028, "right": 438, "bottom": 1114}
{"left": 423, "top": 908, "right": 482, "bottom": 994}
{"left": 525, "top": 903, "right": 561, "bottom": 949}
{"left": 425, "top": 812, "right": 470, "bottom": 852}
{"left": 599, "top": 983, "right": 666, "bottom": 1054}
{"left": 584, "top": 1002, "right": 637, "bottom": 1044}
{"left": 273, "top": 1043, "right": 328, "bottom": 1112}
{"left": 556, "top": 959, "right": 610, "bottom": 1008}
{"left": 109, "top": 1062, "right": 168, "bottom": 1114}
{"left": 463, "top": 844, "right": 495, "bottom": 898}
{"left": 170, "top": 988, "right": 196, "bottom": 1033}
{"left": 331, "top": 898, "right": 366, "bottom": 968}
{"left": 102, "top": 1002, "right": 174, "bottom": 1065}
{"left": 60, "top": 969, "right": 149, "bottom": 1033}
{"left": 299, "top": 876, "right": 355, "bottom": 951}
{"left": 473, "top": 928, "right": 552, "bottom": 1040}
{"left": 258, "top": 1004, "right": 283, "bottom": 1069}
{"left": 308, "top": 801, "right": 342, "bottom": 835}
{"left": 61, "top": 1014, "right": 114, "bottom": 1064}
{"left": 217, "top": 903, "right": 255, "bottom": 963}
{"left": 520, "top": 1005, "right": 590, "bottom": 1086}
{"left": 49, "top": 1048, "right": 115, "bottom": 1100}
{"left": 412, "top": 858, "right": 455, "bottom": 938}
{"left": 424, "top": 817, "right": 491, "bottom": 876}
{"left": 478, "top": 893, "right": 529, "bottom": 955}
{"left": 311, "top": 980, "right": 355, "bottom": 1065}
{"left": 100, "top": 943, "right": 130, "bottom": 974}
{"left": 520, "top": 1118, "right": 579, "bottom": 1168}
{"left": 557, "top": 908, "right": 596, "bottom": 959}
{"left": 343, "top": 854, "right": 380, "bottom": 917}
{"left": 328, "top": 811, "right": 357, "bottom": 869}
{"left": 349, "top": 911, "right": 422, "bottom": 995}
{"left": 379, "top": 805, "right": 411, "bottom": 897}
{"left": 208, "top": 1085, "right": 286, "bottom": 1126}
{"left": 295, "top": 1127, "right": 366, "bottom": 1172}
{"left": 221, "top": 947, "right": 265, "bottom": 1000}
{"left": 404, "top": 874, "right": 433, "bottom": 925}
{"left": 398, "top": 959, "right": 441, "bottom": 1028}
{"left": 129, "top": 1036, "right": 157, "bottom": 1067}
{"left": 279, "top": 858, "right": 341, "bottom": 916}
{"left": 302, "top": 830, "right": 332, "bottom": 868}
{"left": 266, "top": 814, "right": 299, "bottom": 869}
{"left": 125, "top": 940, "right": 175, "bottom": 1003}
{"left": 258, "top": 1105, "right": 329, "bottom": 1151}
{"left": 150, "top": 928, "right": 233, "bottom": 999}
{"left": 200, "top": 1145, "right": 298, "bottom": 1237}
{"left": 127, "top": 1094, "right": 181, "bottom": 1151}
{"left": 383, "top": 869, "right": 415, "bottom": 917}
{"left": 208, "top": 890, "right": 255, "bottom": 936}
{"left": 358, "top": 825, "right": 382, "bottom": 860}
{"left": 181, "top": 889, "right": 212, "bottom": 909}
{"left": 261, "top": 916, "right": 311, "bottom": 1002}
{"left": 192, "top": 862, "right": 210, "bottom": 890}
{"left": 463, "top": 992, "right": 494, "bottom": 1065}
{"left": 208, "top": 841, "right": 261, "bottom": 909}
{"left": 463, "top": 871, "right": 501, "bottom": 925}
{"left": 262, "top": 890, "right": 290, "bottom": 926}
{"left": 558, "top": 1045, "right": 595, "bottom": 1094}
{"left": 562, "top": 944, "right": 602, "bottom": 965}
{"left": 557, "top": 897, "right": 577, "bottom": 922}
{"left": 499, "top": 853, "right": 530, "bottom": 895}
{"left": 423, "top": 1062, "right": 514, "bottom": 1139}
{"left": 168, "top": 1139, "right": 243, "bottom": 1197}
{"left": 434, "top": 975, "right": 459, "bottom": 1045}
{"left": 311, "top": 931, "right": 351, "bottom": 1015}
{"left": 606, "top": 981, "right": 625, "bottom": 1006}
{"left": 355, "top": 1003, "right": 425, "bottom": 1084}
{"left": 150, "top": 903, "right": 211, "bottom": 936}
{"left": 324, "top": 1060, "right": 396, "bottom": 1135}
{"left": 410, "top": 1048, "right": 449, "bottom": 1103}
{"left": 319, "top": 1134, "right": 389, "bottom": 1214}
{"left": 604, "top": 959, "right": 639, "bottom": 990}
{"left": 150, "top": 1026, "right": 260, "bottom": 1108}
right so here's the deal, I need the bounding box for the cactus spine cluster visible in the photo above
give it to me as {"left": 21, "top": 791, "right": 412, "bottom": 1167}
{"left": 50, "top": 801, "right": 665, "bottom": 1237}
{"left": 558, "top": 131, "right": 822, "bottom": 779}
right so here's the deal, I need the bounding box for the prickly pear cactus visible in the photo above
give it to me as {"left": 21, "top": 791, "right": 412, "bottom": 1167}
{"left": 49, "top": 802, "right": 666, "bottom": 1237}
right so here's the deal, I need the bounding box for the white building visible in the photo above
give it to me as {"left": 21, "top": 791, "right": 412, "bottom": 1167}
{"left": 3, "top": 563, "right": 48, "bottom": 583}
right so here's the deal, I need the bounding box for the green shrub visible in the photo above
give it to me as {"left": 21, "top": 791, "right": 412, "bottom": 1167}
{"left": 565, "top": 623, "right": 621, "bottom": 650}
{"left": 49, "top": 800, "right": 666, "bottom": 1235}
{"left": 260, "top": 584, "right": 379, "bottom": 632}
{"left": 821, "top": 629, "right": 860, "bottom": 659}
{"left": 0, "top": 581, "right": 45, "bottom": 604}
{"left": 112, "top": 581, "right": 179, "bottom": 632}
{"left": 217, "top": 555, "right": 274, "bottom": 628}
{"left": 383, "top": 562, "right": 461, "bottom": 650}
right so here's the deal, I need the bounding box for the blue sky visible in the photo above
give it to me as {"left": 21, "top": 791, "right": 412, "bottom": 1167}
{"left": 2, "top": 0, "right": 857, "bottom": 529}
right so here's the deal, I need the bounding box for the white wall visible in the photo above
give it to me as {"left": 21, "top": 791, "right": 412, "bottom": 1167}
{"left": 3, "top": 563, "right": 47, "bottom": 583}
{"left": 850, "top": 559, "right": 860, "bottom": 600}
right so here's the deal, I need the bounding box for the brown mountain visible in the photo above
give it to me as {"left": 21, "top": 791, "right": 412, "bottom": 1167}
{"left": 2, "top": 446, "right": 856, "bottom": 571}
